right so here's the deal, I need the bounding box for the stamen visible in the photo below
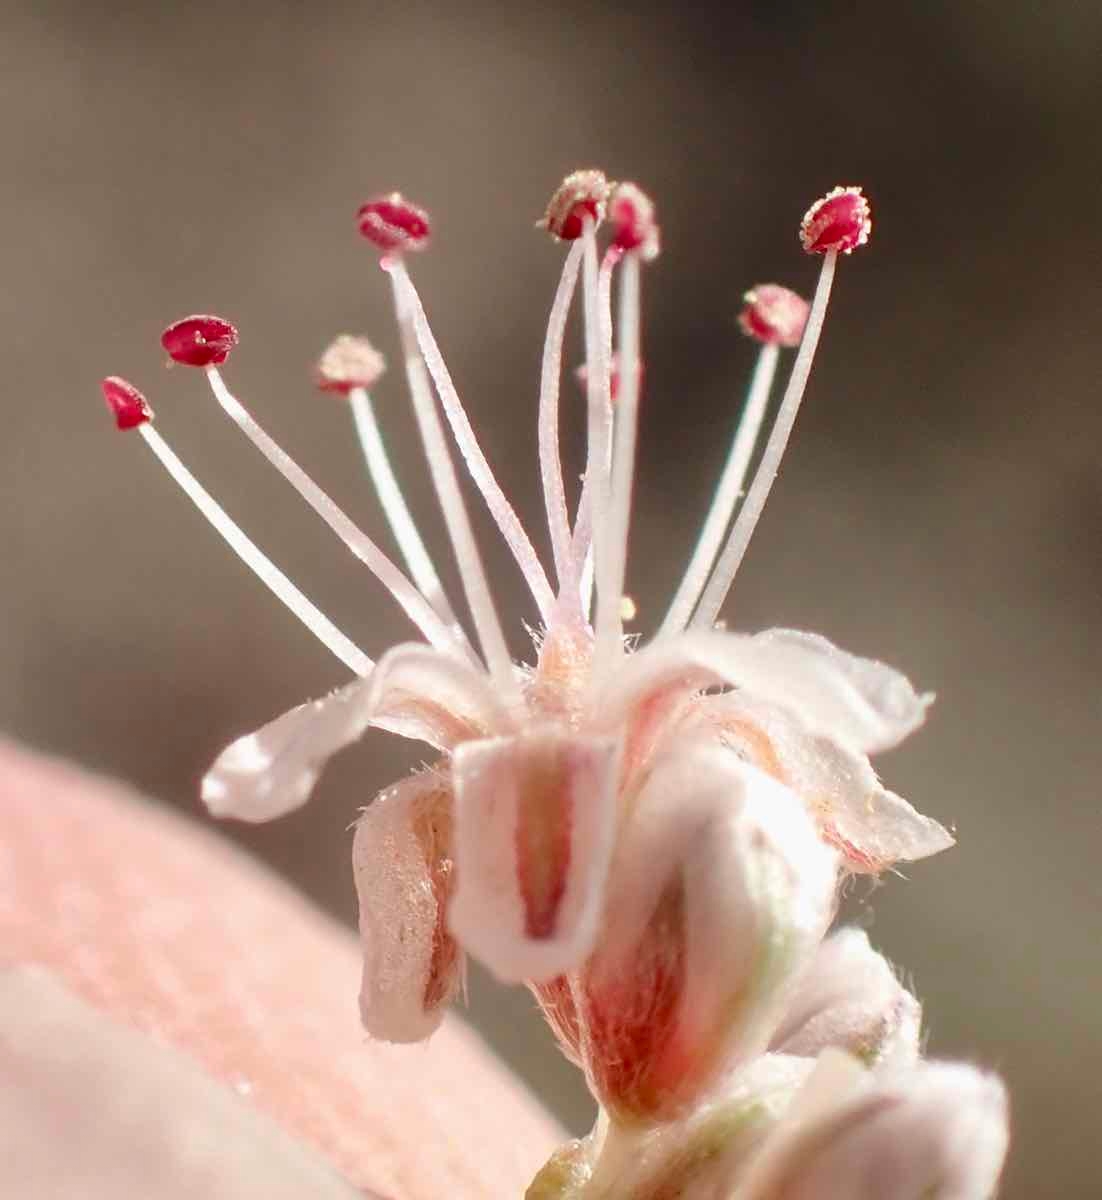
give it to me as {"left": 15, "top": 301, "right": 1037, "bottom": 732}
{"left": 538, "top": 240, "right": 585, "bottom": 607}
{"left": 538, "top": 169, "right": 611, "bottom": 242}
{"left": 595, "top": 250, "right": 642, "bottom": 679}
{"left": 101, "top": 378, "right": 371, "bottom": 677}
{"left": 579, "top": 220, "right": 614, "bottom": 653}
{"left": 736, "top": 284, "right": 810, "bottom": 349}
{"left": 579, "top": 545, "right": 595, "bottom": 620}
{"left": 347, "top": 385, "right": 463, "bottom": 636}
{"left": 568, "top": 241, "right": 618, "bottom": 596}
{"left": 608, "top": 181, "right": 661, "bottom": 260}
{"left": 315, "top": 334, "right": 465, "bottom": 637}
{"left": 102, "top": 375, "right": 154, "bottom": 430}
{"left": 315, "top": 333, "right": 387, "bottom": 394}
{"left": 200, "top": 361, "right": 471, "bottom": 661}
{"left": 162, "top": 315, "right": 239, "bottom": 368}
{"left": 357, "top": 194, "right": 432, "bottom": 255}
{"left": 658, "top": 341, "right": 780, "bottom": 638}
{"left": 389, "top": 263, "right": 556, "bottom": 623}
{"left": 800, "top": 186, "right": 872, "bottom": 255}
{"left": 690, "top": 251, "right": 839, "bottom": 628}
{"left": 594, "top": 185, "right": 659, "bottom": 677}
{"left": 384, "top": 261, "right": 522, "bottom": 711}
{"left": 691, "top": 186, "right": 872, "bottom": 628}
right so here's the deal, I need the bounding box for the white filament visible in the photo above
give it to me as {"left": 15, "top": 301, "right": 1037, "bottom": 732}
{"left": 348, "top": 386, "right": 464, "bottom": 641}
{"left": 204, "top": 367, "right": 469, "bottom": 662}
{"left": 692, "top": 250, "right": 839, "bottom": 629}
{"left": 137, "top": 424, "right": 372, "bottom": 676}
{"left": 568, "top": 245, "right": 617, "bottom": 584}
{"left": 658, "top": 342, "right": 780, "bottom": 638}
{"left": 393, "top": 263, "right": 556, "bottom": 624}
{"left": 579, "top": 543, "right": 594, "bottom": 621}
{"left": 595, "top": 251, "right": 641, "bottom": 679}
{"left": 576, "top": 223, "right": 613, "bottom": 647}
{"left": 385, "top": 263, "right": 522, "bottom": 710}
{"left": 538, "top": 240, "right": 585, "bottom": 602}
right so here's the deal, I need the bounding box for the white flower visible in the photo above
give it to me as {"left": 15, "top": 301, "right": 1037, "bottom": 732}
{"left": 106, "top": 177, "right": 951, "bottom": 1064}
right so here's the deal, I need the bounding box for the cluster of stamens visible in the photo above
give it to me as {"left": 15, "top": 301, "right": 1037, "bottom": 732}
{"left": 99, "top": 173, "right": 1008, "bottom": 1200}
{"left": 103, "top": 175, "right": 863, "bottom": 690}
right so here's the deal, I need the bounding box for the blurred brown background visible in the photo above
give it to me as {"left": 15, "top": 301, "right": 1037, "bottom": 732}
{"left": 1, "top": 1, "right": 1099, "bottom": 1195}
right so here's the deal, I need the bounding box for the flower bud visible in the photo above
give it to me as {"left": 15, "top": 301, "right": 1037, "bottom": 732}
{"left": 745, "top": 1056, "right": 1009, "bottom": 1200}
{"left": 573, "top": 746, "right": 838, "bottom": 1121}
{"left": 770, "top": 929, "right": 921, "bottom": 1072}
{"left": 352, "top": 769, "right": 462, "bottom": 1042}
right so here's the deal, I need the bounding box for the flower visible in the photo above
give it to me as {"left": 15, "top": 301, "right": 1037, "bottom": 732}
{"left": 527, "top": 1047, "right": 1009, "bottom": 1200}
{"left": 103, "top": 174, "right": 956, "bottom": 1133}
{"left": 733, "top": 1050, "right": 1009, "bottom": 1200}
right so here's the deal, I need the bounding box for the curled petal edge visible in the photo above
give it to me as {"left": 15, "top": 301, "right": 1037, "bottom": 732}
{"left": 599, "top": 627, "right": 932, "bottom": 756}
{"left": 201, "top": 643, "right": 508, "bottom": 823}
{"left": 681, "top": 691, "right": 953, "bottom": 872}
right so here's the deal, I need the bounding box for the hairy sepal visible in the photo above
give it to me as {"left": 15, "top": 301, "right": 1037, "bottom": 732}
{"left": 353, "top": 769, "right": 462, "bottom": 1043}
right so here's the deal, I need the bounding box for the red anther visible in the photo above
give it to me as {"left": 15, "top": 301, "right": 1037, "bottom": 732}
{"left": 575, "top": 353, "right": 643, "bottom": 403}
{"left": 737, "top": 284, "right": 810, "bottom": 348}
{"left": 161, "top": 314, "right": 239, "bottom": 368}
{"left": 539, "top": 170, "right": 611, "bottom": 241}
{"left": 356, "top": 193, "right": 432, "bottom": 254}
{"left": 799, "top": 186, "right": 872, "bottom": 255}
{"left": 609, "top": 182, "right": 660, "bottom": 260}
{"left": 101, "top": 375, "right": 154, "bottom": 430}
{"left": 315, "top": 334, "right": 387, "bottom": 395}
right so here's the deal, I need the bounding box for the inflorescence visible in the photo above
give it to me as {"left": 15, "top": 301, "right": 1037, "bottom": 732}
{"left": 101, "top": 171, "right": 1008, "bottom": 1200}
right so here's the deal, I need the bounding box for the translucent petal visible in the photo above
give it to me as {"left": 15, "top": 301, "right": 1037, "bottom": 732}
{"left": 202, "top": 644, "right": 504, "bottom": 823}
{"left": 353, "top": 769, "right": 463, "bottom": 1043}
{"left": 602, "top": 628, "right": 932, "bottom": 756}
{"left": 449, "top": 729, "right": 620, "bottom": 983}
{"left": 582, "top": 747, "right": 839, "bottom": 1120}
{"left": 770, "top": 929, "right": 921, "bottom": 1071}
{"left": 0, "top": 967, "right": 365, "bottom": 1199}
{"left": 678, "top": 692, "right": 953, "bottom": 873}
